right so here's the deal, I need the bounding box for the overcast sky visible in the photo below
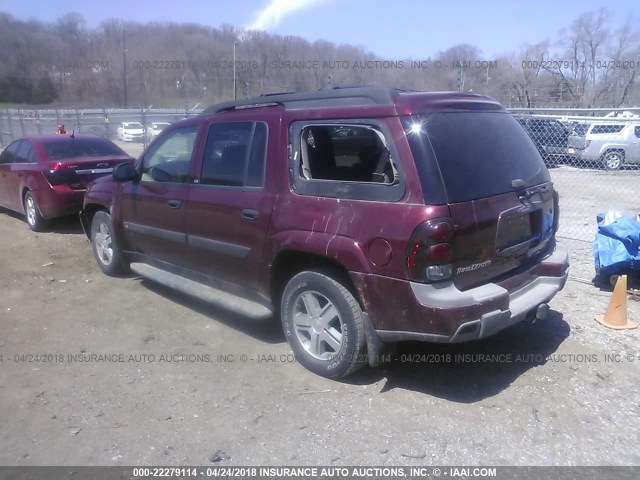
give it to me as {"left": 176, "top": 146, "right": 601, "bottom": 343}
{"left": 1, "top": 0, "right": 636, "bottom": 59}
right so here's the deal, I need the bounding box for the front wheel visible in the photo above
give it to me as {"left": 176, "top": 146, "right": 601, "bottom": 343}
{"left": 603, "top": 150, "right": 624, "bottom": 171}
{"left": 90, "top": 211, "right": 126, "bottom": 276}
{"left": 24, "top": 191, "right": 46, "bottom": 232}
{"left": 280, "top": 269, "right": 366, "bottom": 378}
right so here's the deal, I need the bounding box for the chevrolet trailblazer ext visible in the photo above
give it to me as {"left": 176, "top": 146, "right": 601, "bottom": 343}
{"left": 81, "top": 87, "right": 569, "bottom": 378}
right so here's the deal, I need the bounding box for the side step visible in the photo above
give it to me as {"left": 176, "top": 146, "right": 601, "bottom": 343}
{"left": 130, "top": 262, "right": 272, "bottom": 318}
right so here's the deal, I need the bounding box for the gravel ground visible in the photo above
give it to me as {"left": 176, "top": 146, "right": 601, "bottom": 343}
{"left": 0, "top": 162, "right": 639, "bottom": 467}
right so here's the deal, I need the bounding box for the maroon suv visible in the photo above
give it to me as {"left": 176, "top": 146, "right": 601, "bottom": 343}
{"left": 81, "top": 87, "right": 569, "bottom": 378}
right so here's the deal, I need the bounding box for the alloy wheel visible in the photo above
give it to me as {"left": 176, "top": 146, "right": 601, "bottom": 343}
{"left": 292, "top": 290, "right": 344, "bottom": 360}
{"left": 94, "top": 222, "right": 114, "bottom": 265}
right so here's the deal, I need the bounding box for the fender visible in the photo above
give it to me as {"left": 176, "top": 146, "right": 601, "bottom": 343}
{"left": 24, "top": 174, "right": 41, "bottom": 192}
{"left": 268, "top": 229, "right": 372, "bottom": 274}
{"left": 19, "top": 174, "right": 44, "bottom": 215}
{"left": 81, "top": 187, "right": 116, "bottom": 237}
{"left": 83, "top": 190, "right": 113, "bottom": 211}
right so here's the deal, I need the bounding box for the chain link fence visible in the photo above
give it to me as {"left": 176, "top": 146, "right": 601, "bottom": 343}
{"left": 510, "top": 108, "right": 640, "bottom": 245}
{"left": 0, "top": 107, "right": 202, "bottom": 151}
{"left": 2, "top": 105, "right": 639, "bottom": 245}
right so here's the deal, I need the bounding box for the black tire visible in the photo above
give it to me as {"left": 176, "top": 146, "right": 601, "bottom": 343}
{"left": 280, "top": 269, "right": 366, "bottom": 379}
{"left": 90, "top": 211, "right": 126, "bottom": 276}
{"left": 603, "top": 150, "right": 623, "bottom": 171}
{"left": 23, "top": 191, "right": 46, "bottom": 232}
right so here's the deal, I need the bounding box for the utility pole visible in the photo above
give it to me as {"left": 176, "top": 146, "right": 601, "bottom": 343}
{"left": 123, "top": 27, "right": 128, "bottom": 108}
{"left": 456, "top": 62, "right": 464, "bottom": 92}
{"left": 233, "top": 42, "right": 236, "bottom": 100}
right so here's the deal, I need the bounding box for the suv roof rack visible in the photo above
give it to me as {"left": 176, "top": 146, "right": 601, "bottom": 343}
{"left": 202, "top": 86, "right": 404, "bottom": 114}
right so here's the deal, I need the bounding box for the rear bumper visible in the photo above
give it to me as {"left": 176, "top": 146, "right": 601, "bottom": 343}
{"left": 357, "top": 245, "right": 569, "bottom": 344}
{"left": 543, "top": 146, "right": 568, "bottom": 157}
{"left": 34, "top": 187, "right": 85, "bottom": 219}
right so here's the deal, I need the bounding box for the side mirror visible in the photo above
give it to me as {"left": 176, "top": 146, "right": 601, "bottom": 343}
{"left": 113, "top": 162, "right": 138, "bottom": 182}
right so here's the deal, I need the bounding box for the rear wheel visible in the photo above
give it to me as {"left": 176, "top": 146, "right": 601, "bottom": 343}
{"left": 90, "top": 211, "right": 126, "bottom": 276}
{"left": 280, "top": 269, "right": 366, "bottom": 378}
{"left": 23, "top": 191, "right": 46, "bottom": 232}
{"left": 603, "top": 150, "right": 624, "bottom": 171}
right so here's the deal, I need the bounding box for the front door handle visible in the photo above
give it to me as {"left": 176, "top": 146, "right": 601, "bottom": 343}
{"left": 241, "top": 209, "right": 259, "bottom": 220}
{"left": 168, "top": 200, "right": 181, "bottom": 209}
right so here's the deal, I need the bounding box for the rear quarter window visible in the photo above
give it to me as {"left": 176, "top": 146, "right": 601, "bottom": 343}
{"left": 590, "top": 124, "right": 625, "bottom": 135}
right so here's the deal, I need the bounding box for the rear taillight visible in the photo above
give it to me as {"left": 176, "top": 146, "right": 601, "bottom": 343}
{"left": 44, "top": 164, "right": 78, "bottom": 186}
{"left": 406, "top": 218, "right": 454, "bottom": 283}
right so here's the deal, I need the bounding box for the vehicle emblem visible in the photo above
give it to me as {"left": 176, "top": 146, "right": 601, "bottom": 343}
{"left": 456, "top": 260, "right": 491, "bottom": 274}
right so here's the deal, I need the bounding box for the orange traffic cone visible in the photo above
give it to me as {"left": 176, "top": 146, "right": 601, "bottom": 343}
{"left": 594, "top": 275, "right": 637, "bottom": 330}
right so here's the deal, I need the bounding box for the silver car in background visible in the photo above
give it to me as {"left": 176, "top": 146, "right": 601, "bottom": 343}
{"left": 567, "top": 123, "right": 640, "bottom": 170}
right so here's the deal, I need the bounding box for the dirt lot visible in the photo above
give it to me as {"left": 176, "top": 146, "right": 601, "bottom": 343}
{"left": 1, "top": 164, "right": 640, "bottom": 466}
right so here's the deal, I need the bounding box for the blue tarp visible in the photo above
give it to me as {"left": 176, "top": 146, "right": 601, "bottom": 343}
{"left": 594, "top": 214, "right": 640, "bottom": 276}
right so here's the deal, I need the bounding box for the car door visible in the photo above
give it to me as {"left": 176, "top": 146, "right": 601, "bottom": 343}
{"left": 6, "top": 140, "right": 40, "bottom": 212}
{"left": 0, "top": 141, "right": 22, "bottom": 209}
{"left": 119, "top": 124, "right": 201, "bottom": 267}
{"left": 185, "top": 119, "right": 276, "bottom": 297}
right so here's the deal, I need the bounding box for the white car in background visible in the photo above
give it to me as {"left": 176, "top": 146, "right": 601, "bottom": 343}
{"left": 146, "top": 122, "right": 171, "bottom": 140}
{"left": 117, "top": 122, "right": 144, "bottom": 142}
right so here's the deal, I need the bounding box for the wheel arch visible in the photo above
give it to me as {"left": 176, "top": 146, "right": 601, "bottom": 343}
{"left": 270, "top": 249, "right": 365, "bottom": 313}
{"left": 80, "top": 203, "right": 110, "bottom": 238}
{"left": 602, "top": 147, "right": 625, "bottom": 157}
{"left": 22, "top": 187, "right": 43, "bottom": 215}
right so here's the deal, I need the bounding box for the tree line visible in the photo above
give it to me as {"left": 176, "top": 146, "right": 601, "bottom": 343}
{"left": 0, "top": 9, "right": 638, "bottom": 109}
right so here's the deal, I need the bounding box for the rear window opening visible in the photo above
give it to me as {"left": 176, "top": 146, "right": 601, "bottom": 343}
{"left": 299, "top": 124, "right": 397, "bottom": 184}
{"left": 403, "top": 112, "right": 550, "bottom": 203}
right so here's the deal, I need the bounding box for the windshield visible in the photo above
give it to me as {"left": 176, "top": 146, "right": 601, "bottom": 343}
{"left": 124, "top": 123, "right": 143, "bottom": 129}
{"left": 42, "top": 138, "right": 125, "bottom": 160}
{"left": 404, "top": 112, "right": 550, "bottom": 203}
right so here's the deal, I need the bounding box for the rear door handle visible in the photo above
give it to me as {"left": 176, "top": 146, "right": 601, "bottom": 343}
{"left": 167, "top": 200, "right": 181, "bottom": 209}
{"left": 241, "top": 209, "right": 259, "bottom": 220}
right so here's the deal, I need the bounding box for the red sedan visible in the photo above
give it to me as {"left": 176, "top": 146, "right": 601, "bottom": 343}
{"left": 0, "top": 135, "right": 134, "bottom": 231}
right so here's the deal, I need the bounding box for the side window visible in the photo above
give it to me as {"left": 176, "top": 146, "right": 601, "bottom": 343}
{"left": 591, "top": 124, "right": 625, "bottom": 135}
{"left": 15, "top": 141, "right": 34, "bottom": 163}
{"left": 635, "top": 126, "right": 640, "bottom": 139}
{"left": 200, "top": 122, "right": 267, "bottom": 187}
{"left": 0, "top": 141, "right": 22, "bottom": 164}
{"left": 140, "top": 126, "right": 198, "bottom": 183}
{"left": 299, "top": 124, "right": 396, "bottom": 184}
